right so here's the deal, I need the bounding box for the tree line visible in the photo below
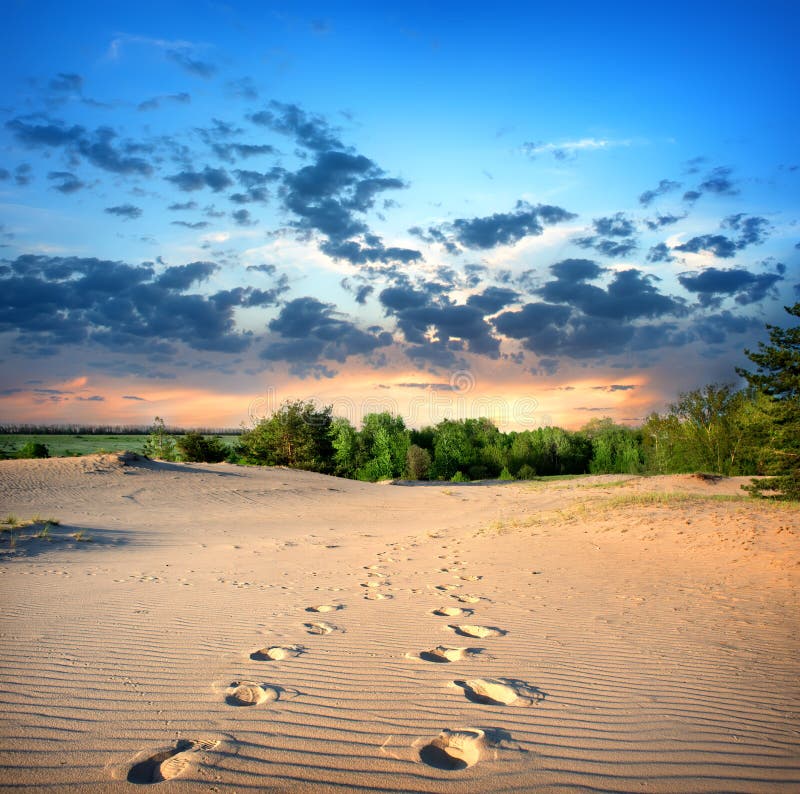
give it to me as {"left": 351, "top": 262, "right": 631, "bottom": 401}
{"left": 187, "top": 303, "right": 799, "bottom": 498}
{"left": 5, "top": 304, "right": 798, "bottom": 499}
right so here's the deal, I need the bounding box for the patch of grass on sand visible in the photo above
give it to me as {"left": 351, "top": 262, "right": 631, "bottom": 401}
{"left": 603, "top": 492, "right": 747, "bottom": 508}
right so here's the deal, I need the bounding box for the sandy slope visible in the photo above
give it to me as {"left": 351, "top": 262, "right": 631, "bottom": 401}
{"left": 0, "top": 453, "right": 798, "bottom": 793}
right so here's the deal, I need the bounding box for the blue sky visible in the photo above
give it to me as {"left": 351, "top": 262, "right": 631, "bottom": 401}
{"left": 1, "top": 1, "right": 798, "bottom": 428}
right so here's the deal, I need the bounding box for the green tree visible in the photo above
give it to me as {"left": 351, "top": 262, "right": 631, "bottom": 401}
{"left": 582, "top": 418, "right": 642, "bottom": 474}
{"left": 736, "top": 302, "right": 800, "bottom": 499}
{"left": 355, "top": 412, "right": 410, "bottom": 481}
{"left": 239, "top": 400, "right": 334, "bottom": 472}
{"left": 330, "top": 417, "right": 358, "bottom": 478}
{"left": 142, "top": 417, "right": 177, "bottom": 461}
{"left": 669, "top": 384, "right": 752, "bottom": 475}
{"left": 431, "top": 420, "right": 474, "bottom": 480}
{"left": 405, "top": 444, "right": 431, "bottom": 480}
{"left": 176, "top": 431, "right": 228, "bottom": 463}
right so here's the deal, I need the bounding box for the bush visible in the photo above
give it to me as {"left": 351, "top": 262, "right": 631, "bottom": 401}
{"left": 17, "top": 441, "right": 50, "bottom": 459}
{"left": 516, "top": 464, "right": 536, "bottom": 480}
{"left": 450, "top": 471, "right": 470, "bottom": 483}
{"left": 406, "top": 444, "right": 431, "bottom": 480}
{"left": 498, "top": 467, "right": 514, "bottom": 481}
{"left": 176, "top": 432, "right": 228, "bottom": 463}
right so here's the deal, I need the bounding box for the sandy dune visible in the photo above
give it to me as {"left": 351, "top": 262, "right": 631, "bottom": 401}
{"left": 0, "top": 453, "right": 798, "bottom": 792}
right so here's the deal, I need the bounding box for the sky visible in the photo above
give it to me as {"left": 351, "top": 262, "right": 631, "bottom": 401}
{"left": 0, "top": 0, "right": 798, "bottom": 430}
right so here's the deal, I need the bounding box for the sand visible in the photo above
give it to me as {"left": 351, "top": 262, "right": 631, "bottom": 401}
{"left": 0, "top": 453, "right": 798, "bottom": 792}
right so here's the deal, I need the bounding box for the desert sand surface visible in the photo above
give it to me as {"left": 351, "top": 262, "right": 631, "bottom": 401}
{"left": 1, "top": 453, "right": 798, "bottom": 793}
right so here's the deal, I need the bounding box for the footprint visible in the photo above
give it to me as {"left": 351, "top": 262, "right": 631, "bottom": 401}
{"left": 361, "top": 581, "right": 385, "bottom": 589}
{"left": 459, "top": 575, "right": 483, "bottom": 582}
{"left": 449, "top": 624, "right": 506, "bottom": 639}
{"left": 453, "top": 594, "right": 482, "bottom": 604}
{"left": 419, "top": 728, "right": 485, "bottom": 770}
{"left": 304, "top": 621, "right": 337, "bottom": 635}
{"left": 127, "top": 738, "right": 219, "bottom": 784}
{"left": 305, "top": 604, "right": 341, "bottom": 613}
{"left": 250, "top": 645, "right": 303, "bottom": 661}
{"left": 225, "top": 681, "right": 279, "bottom": 706}
{"left": 432, "top": 606, "right": 471, "bottom": 617}
{"left": 364, "top": 591, "right": 392, "bottom": 600}
{"left": 435, "top": 584, "right": 460, "bottom": 591}
{"left": 418, "top": 646, "right": 481, "bottom": 663}
{"left": 453, "top": 678, "right": 543, "bottom": 706}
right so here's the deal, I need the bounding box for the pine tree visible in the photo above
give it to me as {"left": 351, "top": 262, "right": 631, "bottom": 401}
{"left": 735, "top": 303, "right": 800, "bottom": 499}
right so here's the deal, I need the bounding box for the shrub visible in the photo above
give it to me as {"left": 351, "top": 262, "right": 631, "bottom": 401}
{"left": 176, "top": 432, "right": 228, "bottom": 463}
{"left": 498, "top": 467, "right": 514, "bottom": 481}
{"left": 516, "top": 464, "right": 536, "bottom": 480}
{"left": 405, "top": 444, "right": 431, "bottom": 480}
{"left": 450, "top": 471, "right": 470, "bottom": 483}
{"left": 17, "top": 441, "right": 50, "bottom": 459}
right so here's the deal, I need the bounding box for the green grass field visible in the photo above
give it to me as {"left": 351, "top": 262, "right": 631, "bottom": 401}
{"left": 0, "top": 434, "right": 241, "bottom": 458}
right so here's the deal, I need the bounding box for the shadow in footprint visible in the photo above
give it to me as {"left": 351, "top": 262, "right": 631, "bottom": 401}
{"left": 419, "top": 743, "right": 469, "bottom": 771}
{"left": 127, "top": 738, "right": 220, "bottom": 784}
{"left": 419, "top": 729, "right": 485, "bottom": 770}
{"left": 450, "top": 624, "right": 506, "bottom": 639}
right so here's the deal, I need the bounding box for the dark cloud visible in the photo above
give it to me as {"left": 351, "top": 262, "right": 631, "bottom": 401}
{"left": 379, "top": 285, "right": 501, "bottom": 363}
{"left": 678, "top": 266, "right": 783, "bottom": 306}
{"left": 49, "top": 73, "right": 83, "bottom": 93}
{"left": 166, "top": 166, "right": 233, "bottom": 192}
{"left": 699, "top": 166, "right": 738, "bottom": 196}
{"left": 105, "top": 204, "right": 142, "bottom": 220}
{"left": 262, "top": 297, "right": 392, "bottom": 377}
{"left": 647, "top": 242, "right": 674, "bottom": 263}
{"left": 0, "top": 168, "right": 9, "bottom": 180}
{"left": 8, "top": 117, "right": 154, "bottom": 177}
{"left": 279, "top": 150, "right": 408, "bottom": 251}
{"left": 574, "top": 235, "right": 637, "bottom": 257}
{"left": 354, "top": 284, "right": 374, "bottom": 304}
{"left": 168, "top": 200, "right": 198, "bottom": 211}
{"left": 592, "top": 212, "right": 636, "bottom": 237}
{"left": 122, "top": 395, "right": 147, "bottom": 400}
{"left": 638, "top": 179, "right": 681, "bottom": 206}
{"left": 137, "top": 92, "right": 191, "bottom": 112}
{"left": 466, "top": 286, "right": 520, "bottom": 314}
{"left": 246, "top": 263, "right": 277, "bottom": 275}
{"left": 320, "top": 237, "right": 421, "bottom": 265}
{"left": 643, "top": 213, "right": 685, "bottom": 230}
{"left": 157, "top": 262, "right": 218, "bottom": 290}
{"left": 536, "top": 259, "right": 685, "bottom": 321}
{"left": 212, "top": 142, "right": 275, "bottom": 163}
{"left": 171, "top": 220, "right": 210, "bottom": 229}
{"left": 249, "top": 101, "right": 344, "bottom": 152}
{"left": 674, "top": 234, "right": 737, "bottom": 258}
{"left": 415, "top": 201, "right": 576, "bottom": 252}
{"left": 689, "top": 310, "right": 762, "bottom": 344}
{"left": 234, "top": 168, "right": 284, "bottom": 188}
{"left": 76, "top": 394, "right": 104, "bottom": 402}
{"left": 0, "top": 254, "right": 264, "bottom": 356}
{"left": 722, "top": 214, "right": 771, "bottom": 247}
{"left": 231, "top": 208, "right": 256, "bottom": 226}
{"left": 166, "top": 49, "right": 217, "bottom": 78}
{"left": 47, "top": 170, "right": 85, "bottom": 193}
{"left": 682, "top": 190, "right": 702, "bottom": 203}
